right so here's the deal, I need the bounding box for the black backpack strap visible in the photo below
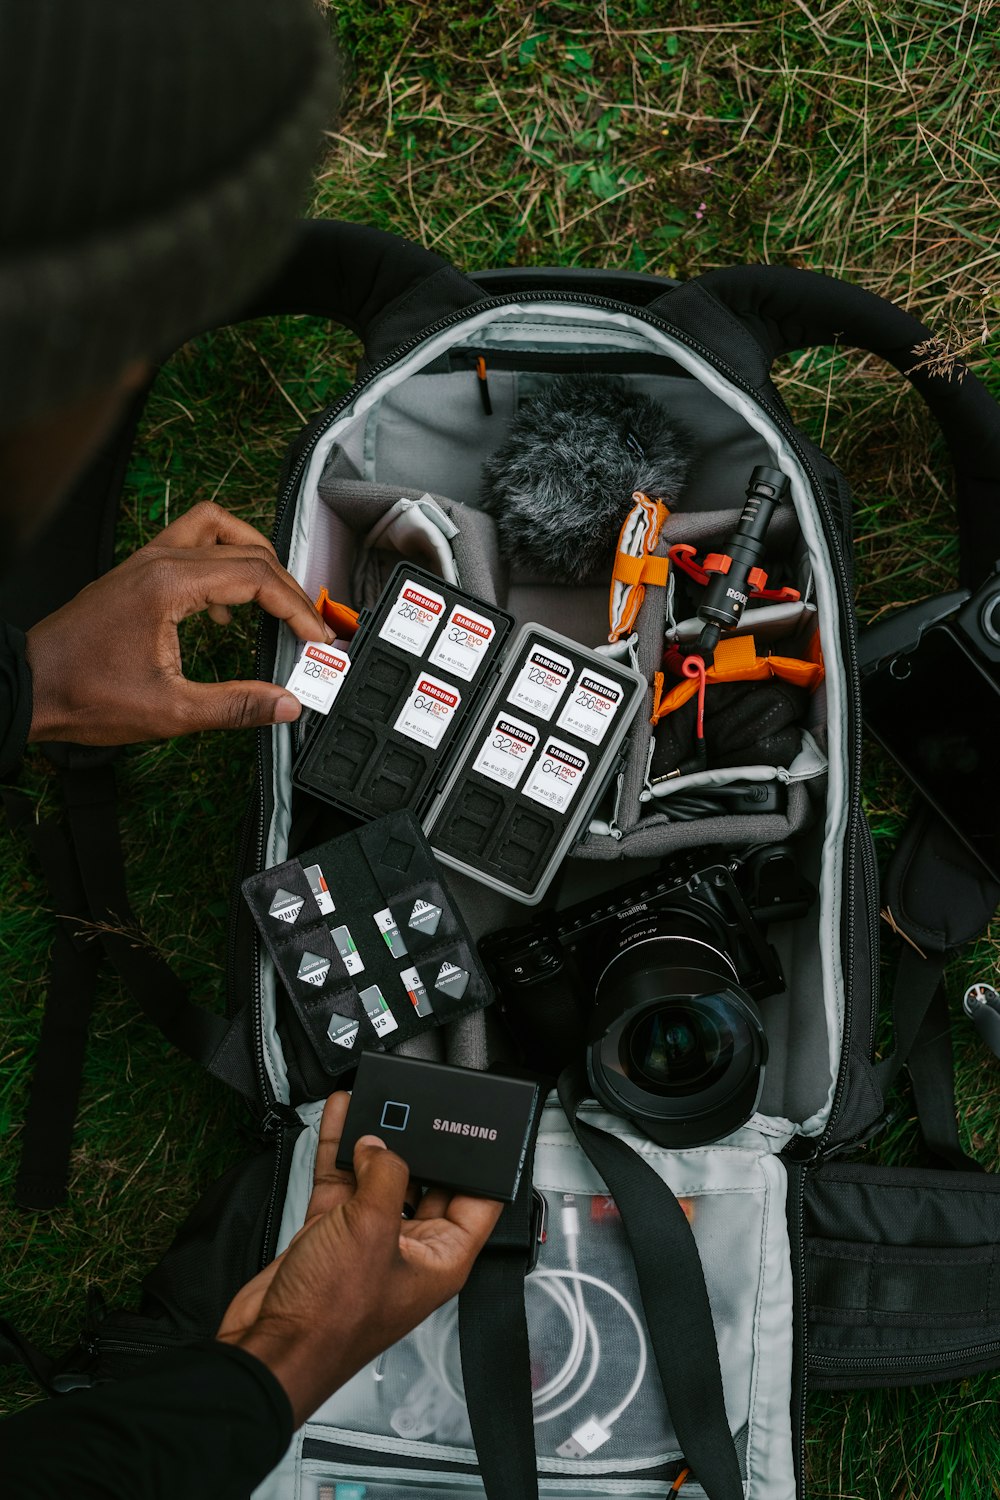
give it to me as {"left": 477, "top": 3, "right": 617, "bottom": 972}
{"left": 459, "top": 1074, "right": 743, "bottom": 1500}
{"left": 4, "top": 762, "right": 247, "bottom": 1208}
{"left": 2, "top": 787, "right": 103, "bottom": 1208}
{"left": 56, "top": 761, "right": 233, "bottom": 1064}
{"left": 458, "top": 1163, "right": 546, "bottom": 1500}
{"left": 876, "top": 806, "right": 1000, "bottom": 1169}
{"left": 556, "top": 1066, "right": 744, "bottom": 1500}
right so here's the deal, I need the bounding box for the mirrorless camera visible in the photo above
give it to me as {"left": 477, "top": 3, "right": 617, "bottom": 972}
{"left": 480, "top": 847, "right": 811, "bottom": 1148}
{"left": 859, "top": 559, "right": 1000, "bottom": 882}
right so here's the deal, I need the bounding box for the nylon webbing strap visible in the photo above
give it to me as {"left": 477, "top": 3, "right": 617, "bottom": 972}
{"left": 558, "top": 1066, "right": 744, "bottom": 1500}
{"left": 5, "top": 763, "right": 247, "bottom": 1206}
{"left": 3, "top": 790, "right": 102, "bottom": 1209}
{"left": 875, "top": 945, "right": 981, "bottom": 1172}
{"left": 59, "top": 763, "right": 230, "bottom": 1064}
{"left": 457, "top": 1086, "right": 546, "bottom": 1500}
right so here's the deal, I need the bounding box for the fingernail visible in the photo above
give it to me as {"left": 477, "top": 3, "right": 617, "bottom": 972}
{"left": 323, "top": 624, "right": 336, "bottom": 643}
{"left": 357, "top": 1135, "right": 387, "bottom": 1150}
{"left": 273, "top": 694, "right": 301, "bottom": 724}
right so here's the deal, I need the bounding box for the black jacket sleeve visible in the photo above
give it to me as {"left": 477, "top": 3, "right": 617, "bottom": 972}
{"left": 0, "top": 1340, "right": 294, "bottom": 1500}
{"left": 0, "top": 621, "right": 32, "bottom": 777}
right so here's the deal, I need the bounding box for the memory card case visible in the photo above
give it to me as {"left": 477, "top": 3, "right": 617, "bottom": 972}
{"left": 241, "top": 811, "right": 492, "bottom": 1078}
{"left": 293, "top": 563, "right": 646, "bottom": 904}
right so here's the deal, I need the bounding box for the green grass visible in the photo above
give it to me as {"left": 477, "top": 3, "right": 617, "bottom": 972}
{"left": 2, "top": 0, "right": 999, "bottom": 1492}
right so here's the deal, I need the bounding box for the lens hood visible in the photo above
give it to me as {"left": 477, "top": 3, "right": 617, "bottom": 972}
{"left": 587, "top": 941, "right": 768, "bottom": 1147}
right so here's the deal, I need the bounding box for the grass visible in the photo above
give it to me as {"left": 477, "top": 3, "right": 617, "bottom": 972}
{"left": 1, "top": 0, "right": 999, "bottom": 1492}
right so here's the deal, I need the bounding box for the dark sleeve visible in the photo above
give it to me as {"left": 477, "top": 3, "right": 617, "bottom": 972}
{"left": 0, "top": 1340, "right": 294, "bottom": 1500}
{"left": 0, "top": 621, "right": 32, "bottom": 777}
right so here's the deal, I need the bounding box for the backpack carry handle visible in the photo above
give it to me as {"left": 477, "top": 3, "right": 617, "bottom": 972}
{"left": 649, "top": 265, "right": 1000, "bottom": 589}
{"left": 240, "top": 217, "right": 486, "bottom": 372}
{"left": 470, "top": 264, "right": 679, "bottom": 304}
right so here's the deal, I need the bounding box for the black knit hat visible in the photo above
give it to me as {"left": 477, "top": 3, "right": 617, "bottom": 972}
{"left": 0, "top": 0, "right": 337, "bottom": 430}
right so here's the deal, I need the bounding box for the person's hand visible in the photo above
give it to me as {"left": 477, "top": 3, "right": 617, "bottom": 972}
{"left": 216, "top": 1092, "right": 502, "bottom": 1427}
{"left": 24, "top": 501, "right": 332, "bottom": 744}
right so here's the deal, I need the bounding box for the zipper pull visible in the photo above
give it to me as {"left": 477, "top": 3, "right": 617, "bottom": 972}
{"left": 260, "top": 1104, "right": 297, "bottom": 1140}
{"left": 475, "top": 355, "right": 493, "bottom": 416}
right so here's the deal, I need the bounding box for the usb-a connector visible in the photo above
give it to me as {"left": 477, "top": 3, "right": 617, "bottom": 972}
{"left": 556, "top": 1417, "right": 612, "bottom": 1458}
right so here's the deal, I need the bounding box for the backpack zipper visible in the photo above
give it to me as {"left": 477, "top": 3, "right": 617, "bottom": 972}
{"left": 810, "top": 1337, "right": 1000, "bottom": 1379}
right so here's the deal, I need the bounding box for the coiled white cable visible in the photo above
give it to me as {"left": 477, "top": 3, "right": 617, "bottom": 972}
{"left": 393, "top": 1194, "right": 647, "bottom": 1451}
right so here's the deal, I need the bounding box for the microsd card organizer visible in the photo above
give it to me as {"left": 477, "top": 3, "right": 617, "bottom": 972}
{"left": 241, "top": 812, "right": 492, "bottom": 1078}
{"left": 294, "top": 565, "right": 646, "bottom": 904}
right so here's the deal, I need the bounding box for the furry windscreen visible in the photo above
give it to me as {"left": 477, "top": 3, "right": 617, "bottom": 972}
{"left": 479, "top": 374, "right": 692, "bottom": 582}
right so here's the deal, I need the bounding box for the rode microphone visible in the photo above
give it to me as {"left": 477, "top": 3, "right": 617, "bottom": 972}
{"left": 696, "top": 466, "right": 791, "bottom": 658}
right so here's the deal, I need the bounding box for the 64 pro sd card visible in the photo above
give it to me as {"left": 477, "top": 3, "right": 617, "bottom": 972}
{"left": 241, "top": 811, "right": 494, "bottom": 1079}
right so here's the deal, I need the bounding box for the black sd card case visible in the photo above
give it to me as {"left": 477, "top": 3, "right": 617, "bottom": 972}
{"left": 241, "top": 811, "right": 493, "bottom": 1078}
{"left": 292, "top": 564, "right": 645, "bottom": 905}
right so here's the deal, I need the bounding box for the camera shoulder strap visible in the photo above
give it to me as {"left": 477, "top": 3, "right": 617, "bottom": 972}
{"left": 556, "top": 1064, "right": 745, "bottom": 1500}
{"left": 458, "top": 1069, "right": 743, "bottom": 1500}
{"left": 457, "top": 1089, "right": 547, "bottom": 1500}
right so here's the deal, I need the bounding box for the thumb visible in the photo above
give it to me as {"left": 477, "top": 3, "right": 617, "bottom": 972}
{"left": 177, "top": 679, "right": 303, "bottom": 733}
{"left": 351, "top": 1137, "right": 410, "bottom": 1225}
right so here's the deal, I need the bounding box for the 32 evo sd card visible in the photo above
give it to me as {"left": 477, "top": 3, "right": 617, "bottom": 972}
{"left": 241, "top": 811, "right": 494, "bottom": 1080}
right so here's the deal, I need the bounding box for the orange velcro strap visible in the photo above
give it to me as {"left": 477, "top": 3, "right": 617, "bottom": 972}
{"left": 612, "top": 553, "right": 671, "bottom": 587}
{"left": 315, "top": 588, "right": 360, "bottom": 638}
{"left": 712, "top": 634, "right": 758, "bottom": 677}
{"left": 649, "top": 633, "right": 825, "bottom": 725}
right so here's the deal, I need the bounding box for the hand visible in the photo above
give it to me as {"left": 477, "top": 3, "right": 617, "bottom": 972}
{"left": 216, "top": 1092, "right": 502, "bottom": 1427}
{"left": 25, "top": 501, "right": 332, "bottom": 744}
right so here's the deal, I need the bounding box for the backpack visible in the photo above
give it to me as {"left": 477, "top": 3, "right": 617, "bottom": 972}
{"left": 5, "top": 219, "right": 1000, "bottom": 1500}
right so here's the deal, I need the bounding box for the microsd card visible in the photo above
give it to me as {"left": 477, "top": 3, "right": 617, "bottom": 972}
{"left": 269, "top": 888, "right": 304, "bottom": 925}
{"left": 373, "top": 906, "right": 408, "bottom": 959}
{"left": 303, "top": 863, "right": 335, "bottom": 916}
{"left": 394, "top": 674, "right": 461, "bottom": 749}
{"left": 471, "top": 712, "right": 539, "bottom": 789}
{"left": 428, "top": 604, "right": 497, "bottom": 681}
{"left": 507, "top": 644, "right": 573, "bottom": 720}
{"left": 400, "top": 965, "right": 434, "bottom": 1017}
{"left": 378, "top": 579, "right": 446, "bottom": 656}
{"left": 331, "top": 924, "right": 364, "bottom": 976}
{"left": 556, "top": 668, "right": 625, "bottom": 745}
{"left": 360, "top": 983, "right": 399, "bottom": 1039}
{"left": 284, "top": 642, "right": 351, "bottom": 714}
{"left": 522, "top": 736, "right": 590, "bottom": 815}
{"left": 327, "top": 1012, "right": 360, "bottom": 1050}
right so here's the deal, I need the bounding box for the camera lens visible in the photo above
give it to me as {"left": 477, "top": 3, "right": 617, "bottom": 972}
{"left": 981, "top": 591, "right": 1000, "bottom": 648}
{"left": 586, "top": 923, "right": 767, "bottom": 1147}
{"left": 625, "top": 1001, "right": 735, "bottom": 1095}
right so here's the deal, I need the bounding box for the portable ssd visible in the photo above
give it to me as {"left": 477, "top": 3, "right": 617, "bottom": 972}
{"left": 337, "top": 1052, "right": 541, "bottom": 1202}
{"left": 292, "top": 565, "right": 646, "bottom": 904}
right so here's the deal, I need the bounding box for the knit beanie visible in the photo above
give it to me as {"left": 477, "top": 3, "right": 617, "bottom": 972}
{"left": 0, "top": 0, "right": 337, "bottom": 430}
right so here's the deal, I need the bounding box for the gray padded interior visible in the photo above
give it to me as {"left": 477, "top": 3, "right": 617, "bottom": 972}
{"left": 297, "top": 359, "right": 836, "bottom": 1129}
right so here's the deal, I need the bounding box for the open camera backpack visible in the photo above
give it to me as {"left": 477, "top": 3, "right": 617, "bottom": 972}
{"left": 5, "top": 220, "right": 1000, "bottom": 1500}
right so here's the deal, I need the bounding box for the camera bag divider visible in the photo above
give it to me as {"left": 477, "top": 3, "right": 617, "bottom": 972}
{"left": 4, "top": 220, "right": 1000, "bottom": 1500}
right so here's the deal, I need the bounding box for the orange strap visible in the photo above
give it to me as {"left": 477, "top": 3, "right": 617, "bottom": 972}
{"left": 608, "top": 493, "right": 671, "bottom": 643}
{"left": 650, "top": 633, "right": 825, "bottom": 725}
{"left": 611, "top": 553, "right": 671, "bottom": 587}
{"left": 315, "top": 587, "right": 360, "bottom": 638}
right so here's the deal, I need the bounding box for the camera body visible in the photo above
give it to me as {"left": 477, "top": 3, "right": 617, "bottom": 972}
{"left": 480, "top": 849, "right": 807, "bottom": 1147}
{"left": 859, "top": 561, "right": 1000, "bottom": 882}
{"left": 858, "top": 559, "right": 1000, "bottom": 680}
